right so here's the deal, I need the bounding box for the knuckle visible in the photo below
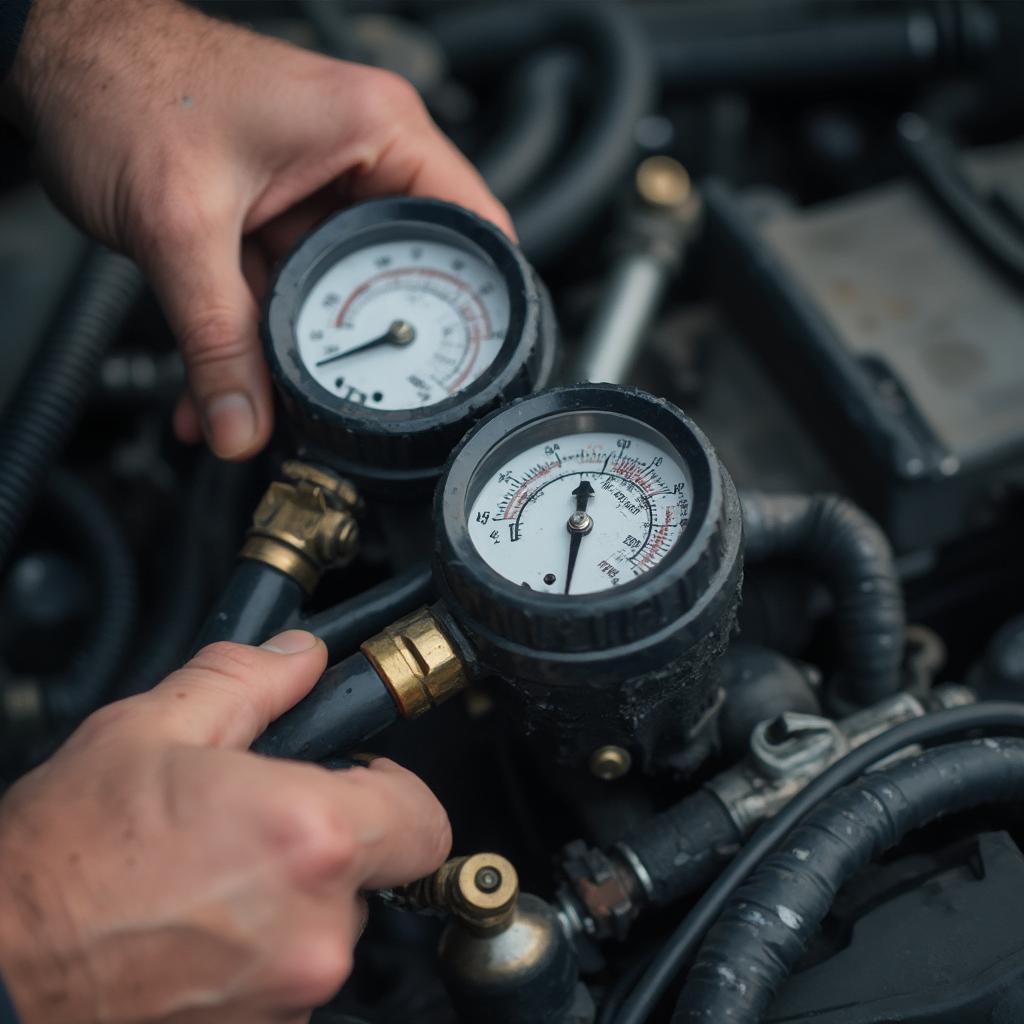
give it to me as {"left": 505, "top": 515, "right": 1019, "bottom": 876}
{"left": 74, "top": 700, "right": 138, "bottom": 743}
{"left": 177, "top": 308, "right": 252, "bottom": 371}
{"left": 280, "top": 800, "right": 358, "bottom": 879}
{"left": 134, "top": 178, "right": 211, "bottom": 254}
{"left": 189, "top": 641, "right": 262, "bottom": 684}
{"left": 287, "top": 935, "right": 353, "bottom": 1004}
{"left": 361, "top": 68, "right": 426, "bottom": 123}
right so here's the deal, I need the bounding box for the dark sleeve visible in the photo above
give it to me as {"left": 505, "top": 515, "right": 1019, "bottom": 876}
{"left": 0, "top": 0, "right": 34, "bottom": 83}
{"left": 0, "top": 971, "right": 20, "bottom": 1024}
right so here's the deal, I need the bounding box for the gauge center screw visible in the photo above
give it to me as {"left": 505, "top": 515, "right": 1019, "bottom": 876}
{"left": 568, "top": 511, "right": 594, "bottom": 534}
{"left": 388, "top": 319, "right": 416, "bottom": 346}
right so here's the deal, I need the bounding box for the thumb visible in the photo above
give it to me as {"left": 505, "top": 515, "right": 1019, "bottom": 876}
{"left": 141, "top": 218, "right": 272, "bottom": 460}
{"left": 144, "top": 631, "right": 329, "bottom": 749}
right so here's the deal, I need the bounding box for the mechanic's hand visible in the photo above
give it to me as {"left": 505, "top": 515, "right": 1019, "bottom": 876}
{"left": 0, "top": 631, "right": 451, "bottom": 1024}
{"left": 3, "top": 0, "right": 512, "bottom": 460}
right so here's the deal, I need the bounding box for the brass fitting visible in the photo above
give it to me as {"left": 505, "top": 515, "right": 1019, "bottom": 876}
{"left": 361, "top": 606, "right": 467, "bottom": 718}
{"left": 394, "top": 853, "right": 519, "bottom": 935}
{"left": 589, "top": 744, "right": 632, "bottom": 781}
{"left": 240, "top": 461, "right": 361, "bottom": 594}
{"left": 635, "top": 155, "right": 692, "bottom": 210}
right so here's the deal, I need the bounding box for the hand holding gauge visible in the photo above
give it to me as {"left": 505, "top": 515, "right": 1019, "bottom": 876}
{"left": 263, "top": 198, "right": 556, "bottom": 491}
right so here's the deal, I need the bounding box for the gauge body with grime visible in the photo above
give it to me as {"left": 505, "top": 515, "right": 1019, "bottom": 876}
{"left": 263, "top": 198, "right": 556, "bottom": 491}
{"left": 434, "top": 385, "right": 744, "bottom": 769}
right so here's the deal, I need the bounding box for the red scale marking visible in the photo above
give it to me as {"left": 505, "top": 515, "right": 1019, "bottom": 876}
{"left": 611, "top": 458, "right": 657, "bottom": 497}
{"left": 335, "top": 267, "right": 494, "bottom": 394}
{"left": 636, "top": 509, "right": 674, "bottom": 571}
{"left": 501, "top": 451, "right": 606, "bottom": 520}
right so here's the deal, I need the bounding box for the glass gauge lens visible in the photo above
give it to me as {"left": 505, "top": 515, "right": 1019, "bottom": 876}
{"left": 295, "top": 236, "right": 510, "bottom": 411}
{"left": 467, "top": 416, "right": 691, "bottom": 595}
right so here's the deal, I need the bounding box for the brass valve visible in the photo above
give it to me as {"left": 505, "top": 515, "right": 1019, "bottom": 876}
{"left": 390, "top": 853, "right": 519, "bottom": 935}
{"left": 240, "top": 460, "right": 362, "bottom": 594}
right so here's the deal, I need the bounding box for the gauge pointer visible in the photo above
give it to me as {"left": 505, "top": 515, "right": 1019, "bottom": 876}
{"left": 315, "top": 319, "right": 416, "bottom": 367}
{"left": 564, "top": 480, "right": 595, "bottom": 595}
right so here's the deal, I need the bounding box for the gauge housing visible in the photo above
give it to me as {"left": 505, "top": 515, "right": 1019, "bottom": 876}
{"left": 433, "top": 385, "right": 744, "bottom": 770}
{"left": 263, "top": 198, "right": 557, "bottom": 493}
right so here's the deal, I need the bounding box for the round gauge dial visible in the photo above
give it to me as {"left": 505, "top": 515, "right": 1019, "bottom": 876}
{"left": 468, "top": 422, "right": 691, "bottom": 595}
{"left": 295, "top": 236, "right": 510, "bottom": 411}
{"left": 434, "top": 385, "right": 744, "bottom": 770}
{"left": 435, "top": 384, "right": 743, "bottom": 674}
{"left": 263, "top": 197, "right": 556, "bottom": 487}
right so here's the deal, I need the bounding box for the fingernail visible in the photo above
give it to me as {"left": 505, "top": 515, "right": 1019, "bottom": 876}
{"left": 261, "top": 630, "right": 320, "bottom": 655}
{"left": 203, "top": 391, "right": 257, "bottom": 458}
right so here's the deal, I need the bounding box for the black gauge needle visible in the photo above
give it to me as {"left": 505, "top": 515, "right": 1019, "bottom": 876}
{"left": 315, "top": 319, "right": 416, "bottom": 367}
{"left": 564, "top": 480, "right": 595, "bottom": 595}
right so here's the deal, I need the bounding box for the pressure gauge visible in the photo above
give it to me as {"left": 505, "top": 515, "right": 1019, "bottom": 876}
{"left": 263, "top": 198, "right": 556, "bottom": 490}
{"left": 433, "top": 385, "right": 744, "bottom": 770}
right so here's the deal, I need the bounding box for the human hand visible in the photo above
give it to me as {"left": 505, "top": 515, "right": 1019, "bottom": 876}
{"left": 0, "top": 630, "right": 451, "bottom": 1024}
{"left": 3, "top": 0, "right": 512, "bottom": 459}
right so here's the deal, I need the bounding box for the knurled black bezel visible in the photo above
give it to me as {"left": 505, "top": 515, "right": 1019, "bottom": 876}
{"left": 262, "top": 197, "right": 555, "bottom": 483}
{"left": 432, "top": 384, "right": 742, "bottom": 684}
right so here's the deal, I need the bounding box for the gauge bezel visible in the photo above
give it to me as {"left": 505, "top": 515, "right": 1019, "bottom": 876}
{"left": 434, "top": 385, "right": 734, "bottom": 666}
{"left": 262, "top": 198, "right": 554, "bottom": 481}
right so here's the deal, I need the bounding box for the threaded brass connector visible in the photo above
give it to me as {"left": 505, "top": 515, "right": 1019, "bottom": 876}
{"left": 240, "top": 460, "right": 362, "bottom": 594}
{"left": 392, "top": 853, "right": 519, "bottom": 935}
{"left": 361, "top": 606, "right": 467, "bottom": 718}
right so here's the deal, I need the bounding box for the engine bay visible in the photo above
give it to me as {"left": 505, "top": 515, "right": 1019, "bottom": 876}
{"left": 3, "top": 2, "right": 1024, "bottom": 1022}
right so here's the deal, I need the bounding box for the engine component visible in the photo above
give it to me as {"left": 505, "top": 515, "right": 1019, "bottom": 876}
{"left": 385, "top": 852, "right": 593, "bottom": 1023}
{"left": 673, "top": 737, "right": 1024, "bottom": 1023}
{"left": 262, "top": 197, "right": 556, "bottom": 493}
{"left": 0, "top": 246, "right": 142, "bottom": 569}
{"left": 705, "top": 141, "right": 1024, "bottom": 552}
{"left": 433, "top": 383, "right": 743, "bottom": 771}
{"left": 740, "top": 491, "right": 905, "bottom": 706}
{"left": 716, "top": 645, "right": 821, "bottom": 761}
{"left": 575, "top": 156, "right": 701, "bottom": 386}
{"left": 430, "top": 3, "right": 655, "bottom": 266}
{"left": 768, "top": 830, "right": 1024, "bottom": 1023}
{"left": 613, "top": 701, "right": 1024, "bottom": 1024}
{"left": 557, "top": 685, "right": 973, "bottom": 943}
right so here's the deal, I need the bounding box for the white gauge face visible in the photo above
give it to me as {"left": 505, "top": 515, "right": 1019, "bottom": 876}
{"left": 295, "top": 236, "right": 510, "bottom": 411}
{"left": 468, "top": 427, "right": 691, "bottom": 595}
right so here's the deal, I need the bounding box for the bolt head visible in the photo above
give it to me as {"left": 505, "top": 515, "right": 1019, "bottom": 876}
{"left": 589, "top": 745, "right": 632, "bottom": 781}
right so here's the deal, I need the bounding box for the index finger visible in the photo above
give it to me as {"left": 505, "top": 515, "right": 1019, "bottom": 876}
{"left": 316, "top": 757, "right": 452, "bottom": 889}
{"left": 344, "top": 119, "right": 516, "bottom": 242}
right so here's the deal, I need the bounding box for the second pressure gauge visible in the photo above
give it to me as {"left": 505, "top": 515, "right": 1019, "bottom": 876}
{"left": 263, "top": 198, "right": 556, "bottom": 490}
{"left": 434, "top": 384, "right": 744, "bottom": 691}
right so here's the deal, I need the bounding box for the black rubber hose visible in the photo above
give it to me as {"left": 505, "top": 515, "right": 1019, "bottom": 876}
{"left": 252, "top": 652, "right": 398, "bottom": 761}
{"left": 672, "top": 737, "right": 1024, "bottom": 1023}
{"left": 619, "top": 790, "right": 743, "bottom": 911}
{"left": 42, "top": 470, "right": 138, "bottom": 723}
{"left": 740, "top": 492, "right": 905, "bottom": 706}
{"left": 0, "top": 247, "right": 143, "bottom": 569}
{"left": 303, "top": 564, "right": 434, "bottom": 662}
{"left": 645, "top": 5, "right": 999, "bottom": 91}
{"left": 612, "top": 701, "right": 1024, "bottom": 1024}
{"left": 193, "top": 560, "right": 306, "bottom": 651}
{"left": 474, "top": 50, "right": 578, "bottom": 205}
{"left": 431, "top": 4, "right": 655, "bottom": 266}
